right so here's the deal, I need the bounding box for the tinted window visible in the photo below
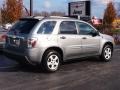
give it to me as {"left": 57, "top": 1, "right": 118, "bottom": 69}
{"left": 77, "top": 22, "right": 95, "bottom": 35}
{"left": 37, "top": 21, "right": 56, "bottom": 34}
{"left": 60, "top": 21, "right": 77, "bottom": 34}
{"left": 10, "top": 19, "right": 39, "bottom": 34}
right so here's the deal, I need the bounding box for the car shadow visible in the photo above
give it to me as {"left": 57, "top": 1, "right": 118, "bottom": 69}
{"left": 0, "top": 55, "right": 103, "bottom": 73}
{"left": 0, "top": 50, "right": 3, "bottom": 55}
{"left": 63, "top": 56, "right": 102, "bottom": 65}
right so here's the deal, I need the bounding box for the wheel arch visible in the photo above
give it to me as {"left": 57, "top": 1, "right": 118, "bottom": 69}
{"left": 100, "top": 41, "right": 114, "bottom": 55}
{"left": 103, "top": 42, "right": 113, "bottom": 51}
{"left": 42, "top": 46, "right": 64, "bottom": 62}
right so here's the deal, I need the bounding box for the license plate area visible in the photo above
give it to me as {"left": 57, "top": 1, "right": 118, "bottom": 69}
{"left": 9, "top": 37, "right": 20, "bottom": 47}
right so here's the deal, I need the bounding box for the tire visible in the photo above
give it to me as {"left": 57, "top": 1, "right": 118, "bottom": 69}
{"left": 100, "top": 45, "right": 113, "bottom": 62}
{"left": 42, "top": 50, "right": 61, "bottom": 72}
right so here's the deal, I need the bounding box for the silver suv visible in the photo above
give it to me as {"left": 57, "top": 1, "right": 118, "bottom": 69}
{"left": 4, "top": 16, "right": 115, "bottom": 72}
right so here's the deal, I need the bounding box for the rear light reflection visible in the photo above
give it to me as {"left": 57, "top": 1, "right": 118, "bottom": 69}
{"left": 27, "top": 38, "right": 37, "bottom": 48}
{"left": 1, "top": 34, "right": 7, "bottom": 40}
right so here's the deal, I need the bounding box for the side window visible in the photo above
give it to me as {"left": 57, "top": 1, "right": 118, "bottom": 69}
{"left": 60, "top": 21, "right": 77, "bottom": 34}
{"left": 77, "top": 22, "right": 95, "bottom": 35}
{"left": 37, "top": 21, "right": 56, "bottom": 34}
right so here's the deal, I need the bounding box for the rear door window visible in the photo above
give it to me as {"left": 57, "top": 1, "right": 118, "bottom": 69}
{"left": 59, "top": 21, "right": 77, "bottom": 34}
{"left": 37, "top": 21, "right": 56, "bottom": 34}
{"left": 10, "top": 19, "right": 39, "bottom": 34}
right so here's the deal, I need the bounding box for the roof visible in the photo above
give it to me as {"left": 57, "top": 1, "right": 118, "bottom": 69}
{"left": 21, "top": 16, "right": 79, "bottom": 21}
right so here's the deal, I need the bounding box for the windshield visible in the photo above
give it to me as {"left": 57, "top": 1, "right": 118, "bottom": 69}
{"left": 10, "top": 19, "right": 39, "bottom": 34}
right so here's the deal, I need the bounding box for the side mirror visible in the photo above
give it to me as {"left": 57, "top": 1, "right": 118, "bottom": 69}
{"left": 91, "top": 31, "right": 99, "bottom": 37}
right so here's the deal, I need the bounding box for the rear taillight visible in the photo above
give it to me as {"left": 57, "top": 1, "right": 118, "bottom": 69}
{"left": 27, "top": 38, "right": 37, "bottom": 48}
{"left": 1, "top": 34, "right": 7, "bottom": 40}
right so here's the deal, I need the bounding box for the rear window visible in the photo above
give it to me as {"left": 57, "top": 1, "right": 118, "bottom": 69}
{"left": 10, "top": 19, "right": 39, "bottom": 34}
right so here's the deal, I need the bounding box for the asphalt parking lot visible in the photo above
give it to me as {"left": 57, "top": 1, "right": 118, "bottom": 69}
{"left": 0, "top": 48, "right": 120, "bottom": 90}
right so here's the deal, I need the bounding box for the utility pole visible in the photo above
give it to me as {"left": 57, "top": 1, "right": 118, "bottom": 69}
{"left": 30, "top": 0, "right": 33, "bottom": 16}
{"left": 0, "top": 9, "right": 2, "bottom": 24}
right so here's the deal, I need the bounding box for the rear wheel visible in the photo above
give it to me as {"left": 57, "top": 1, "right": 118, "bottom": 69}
{"left": 100, "top": 45, "right": 113, "bottom": 62}
{"left": 42, "top": 50, "right": 61, "bottom": 72}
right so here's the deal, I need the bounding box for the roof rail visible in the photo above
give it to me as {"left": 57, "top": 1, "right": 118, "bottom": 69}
{"left": 33, "top": 16, "right": 45, "bottom": 19}
{"left": 49, "top": 16, "right": 69, "bottom": 19}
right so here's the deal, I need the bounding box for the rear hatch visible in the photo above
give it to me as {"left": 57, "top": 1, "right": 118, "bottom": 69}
{"left": 5, "top": 18, "right": 39, "bottom": 53}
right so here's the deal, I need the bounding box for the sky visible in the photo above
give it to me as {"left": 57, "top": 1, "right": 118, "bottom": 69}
{"left": 0, "top": 0, "right": 120, "bottom": 18}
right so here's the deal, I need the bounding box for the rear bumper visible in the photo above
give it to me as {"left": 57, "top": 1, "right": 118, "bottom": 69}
{"left": 4, "top": 48, "right": 43, "bottom": 65}
{"left": 0, "top": 42, "right": 5, "bottom": 50}
{"left": 4, "top": 51, "right": 30, "bottom": 64}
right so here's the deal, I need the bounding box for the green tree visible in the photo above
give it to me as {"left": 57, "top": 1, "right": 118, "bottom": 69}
{"left": 103, "top": 2, "right": 116, "bottom": 32}
{"left": 1, "top": 0, "right": 23, "bottom": 24}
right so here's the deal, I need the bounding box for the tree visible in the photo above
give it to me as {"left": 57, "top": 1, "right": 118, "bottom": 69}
{"left": 34, "top": 11, "right": 65, "bottom": 17}
{"left": 103, "top": 2, "right": 116, "bottom": 32}
{"left": 1, "top": 0, "right": 23, "bottom": 24}
{"left": 0, "top": 9, "right": 2, "bottom": 24}
{"left": 116, "top": 3, "right": 120, "bottom": 18}
{"left": 50, "top": 11, "right": 65, "bottom": 16}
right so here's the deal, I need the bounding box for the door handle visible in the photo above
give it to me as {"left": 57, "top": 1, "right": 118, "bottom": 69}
{"left": 60, "top": 36, "right": 66, "bottom": 39}
{"left": 82, "top": 37, "right": 87, "bottom": 39}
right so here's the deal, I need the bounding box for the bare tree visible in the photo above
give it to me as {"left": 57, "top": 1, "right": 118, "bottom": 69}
{"left": 0, "top": 9, "right": 2, "bottom": 24}
{"left": 116, "top": 2, "right": 120, "bottom": 18}
{"left": 50, "top": 12, "right": 65, "bottom": 16}
{"left": 34, "top": 11, "right": 65, "bottom": 17}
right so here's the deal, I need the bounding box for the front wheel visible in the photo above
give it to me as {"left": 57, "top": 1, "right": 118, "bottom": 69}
{"left": 42, "top": 50, "right": 61, "bottom": 72}
{"left": 100, "top": 45, "right": 113, "bottom": 62}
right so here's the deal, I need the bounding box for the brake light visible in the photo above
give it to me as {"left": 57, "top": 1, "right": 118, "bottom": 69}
{"left": 27, "top": 38, "right": 37, "bottom": 48}
{"left": 1, "top": 34, "right": 7, "bottom": 40}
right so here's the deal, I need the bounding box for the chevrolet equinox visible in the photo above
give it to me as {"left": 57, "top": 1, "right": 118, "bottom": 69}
{"left": 4, "top": 16, "right": 115, "bottom": 72}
